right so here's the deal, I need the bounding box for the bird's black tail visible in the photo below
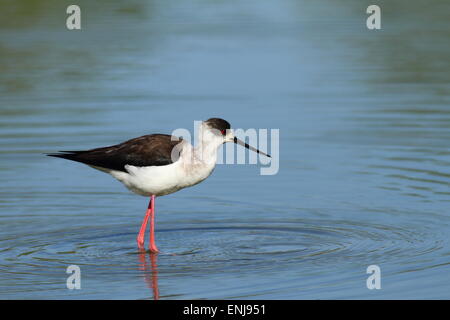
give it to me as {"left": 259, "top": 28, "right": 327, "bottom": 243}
{"left": 46, "top": 151, "right": 90, "bottom": 165}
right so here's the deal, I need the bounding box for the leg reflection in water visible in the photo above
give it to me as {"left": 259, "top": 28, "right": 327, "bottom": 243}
{"left": 138, "top": 251, "right": 159, "bottom": 300}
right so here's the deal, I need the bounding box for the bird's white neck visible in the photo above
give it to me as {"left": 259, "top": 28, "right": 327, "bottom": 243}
{"left": 178, "top": 136, "right": 221, "bottom": 170}
{"left": 196, "top": 139, "right": 222, "bottom": 163}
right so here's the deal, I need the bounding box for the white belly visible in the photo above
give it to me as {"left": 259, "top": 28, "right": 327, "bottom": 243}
{"left": 103, "top": 161, "right": 215, "bottom": 196}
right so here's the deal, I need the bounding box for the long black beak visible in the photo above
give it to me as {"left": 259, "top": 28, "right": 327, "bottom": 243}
{"left": 233, "top": 137, "right": 271, "bottom": 158}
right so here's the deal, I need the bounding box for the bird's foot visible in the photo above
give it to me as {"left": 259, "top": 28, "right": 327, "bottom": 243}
{"left": 149, "top": 245, "right": 159, "bottom": 254}
{"left": 136, "top": 236, "right": 145, "bottom": 250}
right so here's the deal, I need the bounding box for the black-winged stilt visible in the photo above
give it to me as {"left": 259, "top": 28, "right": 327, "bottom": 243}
{"left": 47, "top": 118, "right": 270, "bottom": 253}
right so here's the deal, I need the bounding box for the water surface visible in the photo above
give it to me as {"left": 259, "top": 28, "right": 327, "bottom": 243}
{"left": 1, "top": 0, "right": 449, "bottom": 299}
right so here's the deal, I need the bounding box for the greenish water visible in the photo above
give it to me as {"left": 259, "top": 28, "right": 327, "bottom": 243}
{"left": 0, "top": 0, "right": 449, "bottom": 299}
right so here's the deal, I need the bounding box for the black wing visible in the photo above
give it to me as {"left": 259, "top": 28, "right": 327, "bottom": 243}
{"left": 47, "top": 134, "right": 184, "bottom": 172}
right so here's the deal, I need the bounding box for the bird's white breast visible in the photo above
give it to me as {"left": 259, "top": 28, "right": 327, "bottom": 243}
{"left": 107, "top": 158, "right": 216, "bottom": 197}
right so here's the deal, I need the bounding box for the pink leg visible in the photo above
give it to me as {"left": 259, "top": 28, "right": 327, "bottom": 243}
{"left": 136, "top": 197, "right": 152, "bottom": 250}
{"left": 149, "top": 195, "right": 159, "bottom": 253}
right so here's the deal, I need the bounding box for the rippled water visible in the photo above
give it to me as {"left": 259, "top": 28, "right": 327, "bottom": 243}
{"left": 1, "top": 0, "right": 450, "bottom": 299}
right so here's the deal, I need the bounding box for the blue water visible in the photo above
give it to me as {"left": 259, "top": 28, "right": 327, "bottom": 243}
{"left": 1, "top": 0, "right": 449, "bottom": 299}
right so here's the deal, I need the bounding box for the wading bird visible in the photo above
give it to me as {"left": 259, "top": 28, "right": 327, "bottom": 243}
{"left": 47, "top": 118, "right": 270, "bottom": 253}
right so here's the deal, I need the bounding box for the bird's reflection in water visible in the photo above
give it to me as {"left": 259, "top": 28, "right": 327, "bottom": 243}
{"left": 138, "top": 251, "right": 159, "bottom": 300}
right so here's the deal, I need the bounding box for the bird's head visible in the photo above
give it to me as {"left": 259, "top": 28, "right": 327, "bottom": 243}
{"left": 200, "top": 118, "right": 271, "bottom": 157}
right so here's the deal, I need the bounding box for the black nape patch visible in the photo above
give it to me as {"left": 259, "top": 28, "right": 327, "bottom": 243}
{"left": 205, "top": 118, "right": 231, "bottom": 132}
